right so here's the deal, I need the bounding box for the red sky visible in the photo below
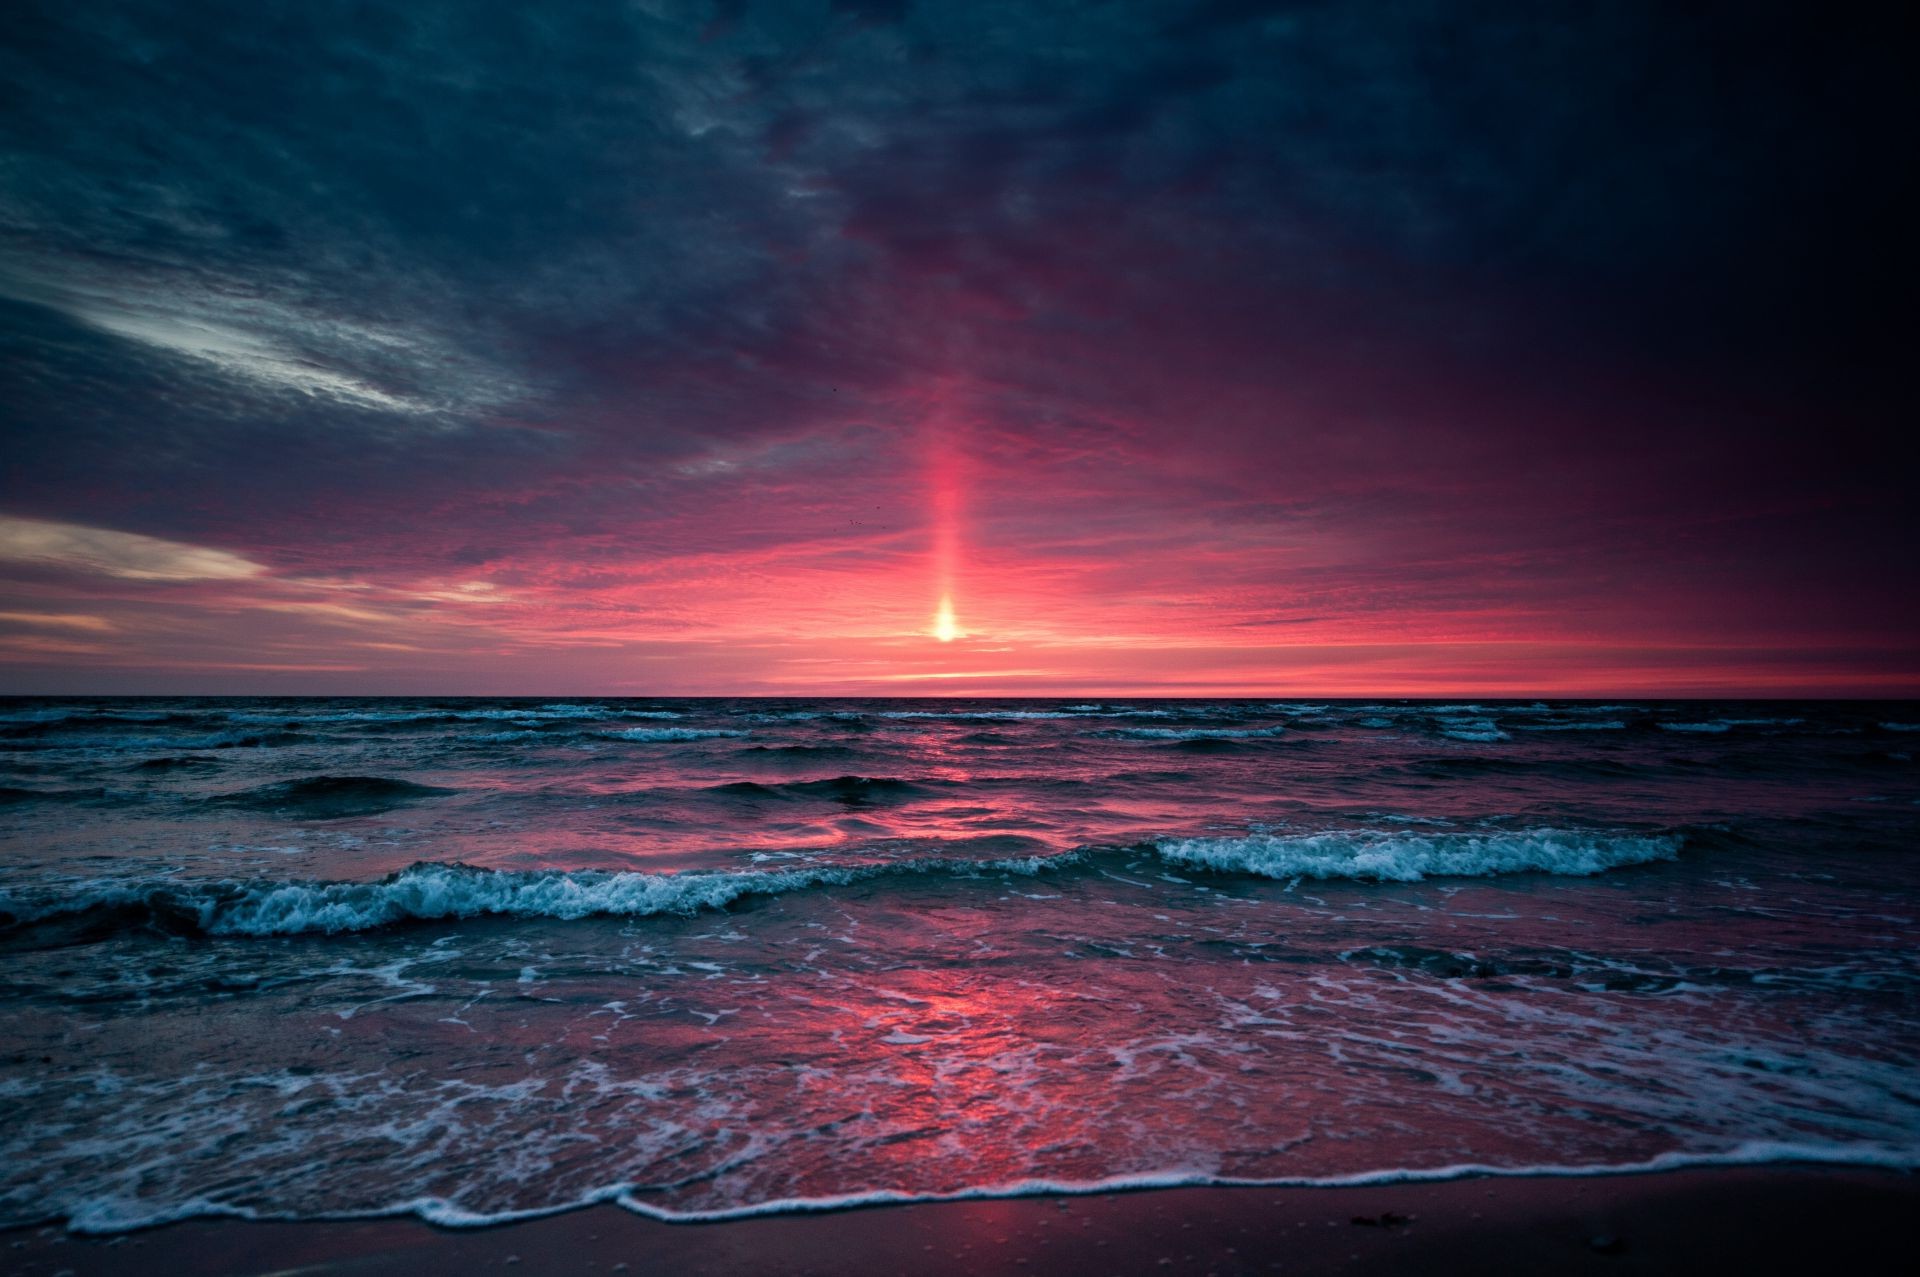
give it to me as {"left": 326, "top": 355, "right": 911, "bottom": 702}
{"left": 1, "top": 3, "right": 1913, "bottom": 696}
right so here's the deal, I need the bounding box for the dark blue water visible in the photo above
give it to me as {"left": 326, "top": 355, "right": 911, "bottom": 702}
{"left": 2, "top": 698, "right": 1917, "bottom": 1229}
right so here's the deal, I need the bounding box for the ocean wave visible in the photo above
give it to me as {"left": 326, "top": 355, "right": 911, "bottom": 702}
{"left": 876, "top": 706, "right": 1180, "bottom": 722}
{"left": 733, "top": 744, "right": 863, "bottom": 759}
{"left": 881, "top": 710, "right": 1087, "bottom": 721}
{"left": 0, "top": 853, "right": 1074, "bottom": 938}
{"left": 1154, "top": 829, "right": 1681, "bottom": 882}
{"left": 603, "top": 727, "right": 749, "bottom": 742}
{"left": 1517, "top": 720, "right": 1628, "bottom": 731}
{"left": 1437, "top": 718, "right": 1510, "bottom": 742}
{"left": 1, "top": 709, "right": 208, "bottom": 731}
{"left": 0, "top": 706, "right": 88, "bottom": 725}
{"left": 0, "top": 827, "right": 1682, "bottom": 938}
{"left": 130, "top": 755, "right": 224, "bottom": 771}
{"left": 706, "top": 775, "right": 928, "bottom": 803}
{"left": 1660, "top": 718, "right": 1804, "bottom": 734}
{"left": 0, "top": 784, "right": 109, "bottom": 806}
{"left": 1114, "top": 726, "right": 1287, "bottom": 740}
{"left": 1, "top": 729, "right": 304, "bottom": 752}
{"left": 1394, "top": 755, "right": 1643, "bottom": 781}
{"left": 224, "top": 705, "right": 683, "bottom": 728}
{"left": 209, "top": 775, "right": 454, "bottom": 819}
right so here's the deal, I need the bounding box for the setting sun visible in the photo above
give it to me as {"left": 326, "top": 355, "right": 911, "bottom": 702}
{"left": 933, "top": 595, "right": 960, "bottom": 642}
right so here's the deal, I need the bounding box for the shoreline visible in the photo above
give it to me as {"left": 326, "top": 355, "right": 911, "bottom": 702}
{"left": 5, "top": 1164, "right": 1914, "bottom": 1276}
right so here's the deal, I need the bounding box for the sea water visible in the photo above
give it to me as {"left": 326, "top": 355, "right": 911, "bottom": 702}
{"left": 1, "top": 698, "right": 1916, "bottom": 1229}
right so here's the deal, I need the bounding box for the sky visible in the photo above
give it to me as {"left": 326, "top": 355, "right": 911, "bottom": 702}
{"left": 0, "top": 1, "right": 1913, "bottom": 696}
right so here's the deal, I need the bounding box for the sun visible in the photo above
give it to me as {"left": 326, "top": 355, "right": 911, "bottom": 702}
{"left": 933, "top": 595, "right": 960, "bottom": 642}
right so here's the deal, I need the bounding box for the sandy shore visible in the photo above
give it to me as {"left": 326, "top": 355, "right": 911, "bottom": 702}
{"left": 3, "top": 1165, "right": 1913, "bottom": 1276}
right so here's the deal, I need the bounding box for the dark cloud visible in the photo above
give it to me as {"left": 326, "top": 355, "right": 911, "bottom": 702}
{"left": 0, "top": 0, "right": 1911, "bottom": 690}
{"left": 831, "top": 0, "right": 911, "bottom": 25}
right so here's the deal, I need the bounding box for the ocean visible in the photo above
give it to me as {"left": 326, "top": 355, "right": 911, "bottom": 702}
{"left": 1, "top": 697, "right": 1916, "bottom": 1231}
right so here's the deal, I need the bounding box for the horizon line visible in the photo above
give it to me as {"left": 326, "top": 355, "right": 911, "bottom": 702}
{"left": 4, "top": 690, "right": 1917, "bottom": 702}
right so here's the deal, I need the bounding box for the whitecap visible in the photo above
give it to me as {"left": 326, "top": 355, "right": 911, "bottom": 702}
{"left": 0, "top": 852, "right": 1080, "bottom": 937}
{"left": 1154, "top": 829, "right": 1680, "bottom": 882}
{"left": 1115, "top": 726, "right": 1286, "bottom": 740}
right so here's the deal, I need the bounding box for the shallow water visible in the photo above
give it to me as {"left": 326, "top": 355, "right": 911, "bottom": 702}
{"left": 1, "top": 697, "right": 1917, "bottom": 1228}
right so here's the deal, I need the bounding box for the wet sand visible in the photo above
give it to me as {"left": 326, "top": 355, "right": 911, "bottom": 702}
{"left": 3, "top": 1165, "right": 1914, "bottom": 1276}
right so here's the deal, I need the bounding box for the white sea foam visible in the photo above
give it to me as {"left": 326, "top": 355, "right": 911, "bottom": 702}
{"left": 0, "top": 853, "right": 1075, "bottom": 937}
{"left": 0, "top": 828, "right": 1685, "bottom": 936}
{"left": 201, "top": 863, "right": 825, "bottom": 933}
{"left": 1519, "top": 721, "right": 1628, "bottom": 731}
{"left": 881, "top": 710, "right": 1084, "bottom": 720}
{"left": 1154, "top": 829, "right": 1681, "bottom": 882}
{"left": 55, "top": 1141, "right": 1920, "bottom": 1233}
{"left": 222, "top": 705, "right": 683, "bottom": 727}
{"left": 1437, "top": 718, "right": 1509, "bottom": 742}
{"left": 603, "top": 727, "right": 748, "bottom": 742}
{"left": 872, "top": 707, "right": 1177, "bottom": 721}
{"left": 1661, "top": 718, "right": 1803, "bottom": 734}
{"left": 67, "top": 731, "right": 302, "bottom": 752}
{"left": 602, "top": 1141, "right": 1920, "bottom": 1224}
{"left": 1116, "top": 726, "right": 1286, "bottom": 740}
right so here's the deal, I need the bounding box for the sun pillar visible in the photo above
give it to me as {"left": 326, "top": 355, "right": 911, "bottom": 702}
{"left": 928, "top": 392, "right": 965, "bottom": 642}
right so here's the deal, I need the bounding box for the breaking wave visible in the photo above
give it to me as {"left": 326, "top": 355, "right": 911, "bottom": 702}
{"left": 1155, "top": 829, "right": 1682, "bottom": 882}
{"left": 0, "top": 828, "right": 1684, "bottom": 938}
{"left": 1115, "top": 726, "right": 1287, "bottom": 740}
{"left": 0, "top": 854, "right": 1070, "bottom": 938}
{"left": 605, "top": 727, "right": 750, "bottom": 742}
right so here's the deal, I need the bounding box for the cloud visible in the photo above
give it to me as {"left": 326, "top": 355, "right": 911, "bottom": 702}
{"left": 0, "top": 611, "right": 118, "bottom": 632}
{"left": 0, "top": 516, "right": 266, "bottom": 582}
{"left": 62, "top": 298, "right": 443, "bottom": 416}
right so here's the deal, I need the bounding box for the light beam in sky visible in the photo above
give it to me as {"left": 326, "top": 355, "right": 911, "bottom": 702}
{"left": 926, "top": 382, "right": 966, "bottom": 644}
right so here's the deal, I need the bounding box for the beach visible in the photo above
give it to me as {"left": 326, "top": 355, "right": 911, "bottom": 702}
{"left": 5, "top": 1167, "right": 1913, "bottom": 1276}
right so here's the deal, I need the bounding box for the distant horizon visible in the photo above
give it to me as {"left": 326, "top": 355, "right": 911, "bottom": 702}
{"left": 5, "top": 687, "right": 1916, "bottom": 702}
